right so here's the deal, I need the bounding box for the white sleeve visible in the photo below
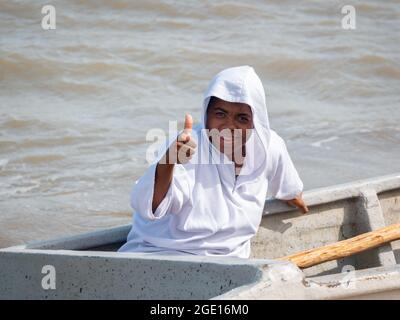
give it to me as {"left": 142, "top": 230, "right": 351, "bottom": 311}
{"left": 130, "top": 163, "right": 190, "bottom": 220}
{"left": 267, "top": 135, "right": 304, "bottom": 200}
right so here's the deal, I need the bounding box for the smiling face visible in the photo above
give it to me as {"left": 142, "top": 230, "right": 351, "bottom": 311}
{"left": 205, "top": 96, "right": 254, "bottom": 160}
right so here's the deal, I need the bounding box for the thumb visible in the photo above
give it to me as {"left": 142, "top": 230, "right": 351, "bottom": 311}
{"left": 184, "top": 114, "right": 193, "bottom": 134}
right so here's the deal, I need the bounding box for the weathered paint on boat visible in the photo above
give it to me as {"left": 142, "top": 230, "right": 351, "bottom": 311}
{"left": 1, "top": 173, "right": 400, "bottom": 299}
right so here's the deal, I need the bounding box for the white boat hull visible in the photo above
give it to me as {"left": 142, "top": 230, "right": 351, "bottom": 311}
{"left": 1, "top": 173, "right": 400, "bottom": 299}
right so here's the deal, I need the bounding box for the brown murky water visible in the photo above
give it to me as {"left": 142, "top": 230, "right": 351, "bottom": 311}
{"left": 1, "top": 0, "right": 399, "bottom": 247}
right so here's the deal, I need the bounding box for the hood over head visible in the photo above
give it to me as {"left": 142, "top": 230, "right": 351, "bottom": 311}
{"left": 201, "top": 65, "right": 271, "bottom": 145}
{"left": 197, "top": 65, "right": 271, "bottom": 180}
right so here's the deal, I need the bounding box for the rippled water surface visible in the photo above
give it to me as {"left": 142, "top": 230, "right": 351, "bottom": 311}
{"left": 0, "top": 0, "right": 399, "bottom": 247}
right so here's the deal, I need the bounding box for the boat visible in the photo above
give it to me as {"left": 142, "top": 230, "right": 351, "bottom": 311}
{"left": 1, "top": 173, "right": 399, "bottom": 299}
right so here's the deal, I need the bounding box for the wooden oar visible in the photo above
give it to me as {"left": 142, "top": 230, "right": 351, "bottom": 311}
{"left": 278, "top": 223, "right": 400, "bottom": 268}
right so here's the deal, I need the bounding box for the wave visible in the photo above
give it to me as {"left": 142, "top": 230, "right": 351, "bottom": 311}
{"left": 0, "top": 53, "right": 61, "bottom": 81}
{"left": 15, "top": 154, "right": 65, "bottom": 164}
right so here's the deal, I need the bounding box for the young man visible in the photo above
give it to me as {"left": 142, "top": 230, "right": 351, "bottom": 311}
{"left": 119, "top": 65, "right": 308, "bottom": 258}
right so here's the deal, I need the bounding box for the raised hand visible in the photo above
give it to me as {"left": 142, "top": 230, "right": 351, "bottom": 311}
{"left": 153, "top": 114, "right": 196, "bottom": 212}
{"left": 176, "top": 114, "right": 196, "bottom": 164}
{"left": 161, "top": 114, "right": 197, "bottom": 165}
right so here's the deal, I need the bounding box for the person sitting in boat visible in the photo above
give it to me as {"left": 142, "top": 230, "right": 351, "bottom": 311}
{"left": 118, "top": 65, "right": 308, "bottom": 258}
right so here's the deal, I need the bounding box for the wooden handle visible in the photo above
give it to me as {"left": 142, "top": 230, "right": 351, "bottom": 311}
{"left": 278, "top": 223, "right": 400, "bottom": 268}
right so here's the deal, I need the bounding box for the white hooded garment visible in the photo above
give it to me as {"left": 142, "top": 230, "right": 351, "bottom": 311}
{"left": 118, "top": 66, "right": 304, "bottom": 258}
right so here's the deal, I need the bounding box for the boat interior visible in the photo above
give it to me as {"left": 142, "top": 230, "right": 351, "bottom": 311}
{"left": 23, "top": 174, "right": 400, "bottom": 278}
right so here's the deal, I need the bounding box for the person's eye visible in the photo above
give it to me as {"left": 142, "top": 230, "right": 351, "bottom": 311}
{"left": 215, "top": 112, "right": 225, "bottom": 118}
{"left": 238, "top": 116, "right": 249, "bottom": 123}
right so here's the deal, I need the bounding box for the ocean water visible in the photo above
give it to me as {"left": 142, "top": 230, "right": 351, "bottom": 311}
{"left": 0, "top": 0, "right": 399, "bottom": 247}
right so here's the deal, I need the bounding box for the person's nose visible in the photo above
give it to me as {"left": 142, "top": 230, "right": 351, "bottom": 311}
{"left": 222, "top": 116, "right": 236, "bottom": 131}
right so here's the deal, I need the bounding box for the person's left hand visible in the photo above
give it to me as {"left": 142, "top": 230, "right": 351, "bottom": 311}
{"left": 283, "top": 192, "right": 309, "bottom": 214}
